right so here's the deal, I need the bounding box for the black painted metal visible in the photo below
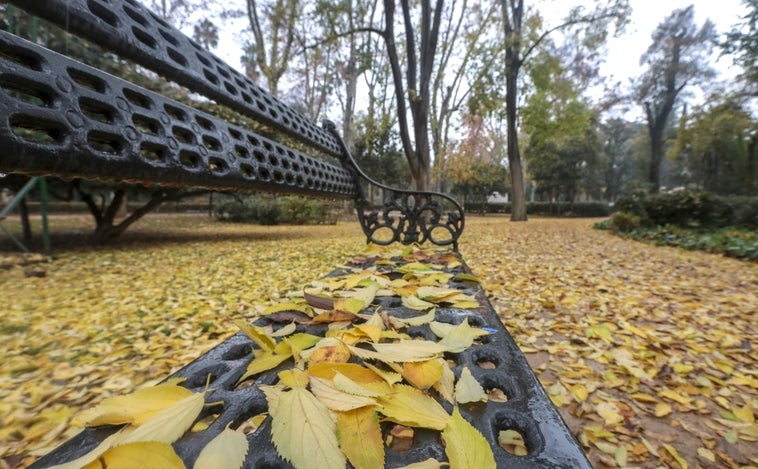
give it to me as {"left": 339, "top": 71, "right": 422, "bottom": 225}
{"left": 29, "top": 254, "right": 591, "bottom": 469}
{"left": 0, "top": 32, "right": 357, "bottom": 198}
{"left": 325, "top": 122, "right": 465, "bottom": 251}
{"left": 8, "top": 0, "right": 343, "bottom": 157}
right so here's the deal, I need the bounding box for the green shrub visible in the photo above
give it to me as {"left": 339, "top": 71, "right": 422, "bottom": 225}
{"left": 213, "top": 196, "right": 338, "bottom": 225}
{"left": 728, "top": 196, "right": 758, "bottom": 230}
{"left": 464, "top": 201, "right": 611, "bottom": 217}
{"left": 609, "top": 211, "right": 641, "bottom": 233}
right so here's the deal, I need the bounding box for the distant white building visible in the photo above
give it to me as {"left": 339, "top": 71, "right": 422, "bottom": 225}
{"left": 487, "top": 191, "right": 509, "bottom": 204}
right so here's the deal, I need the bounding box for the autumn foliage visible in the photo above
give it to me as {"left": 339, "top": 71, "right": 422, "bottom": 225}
{"left": 1, "top": 215, "right": 757, "bottom": 468}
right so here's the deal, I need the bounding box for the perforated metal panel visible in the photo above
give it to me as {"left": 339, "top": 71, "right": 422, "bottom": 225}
{"left": 0, "top": 32, "right": 357, "bottom": 198}
{"left": 29, "top": 254, "right": 591, "bottom": 469}
{"left": 10, "top": 0, "right": 343, "bottom": 157}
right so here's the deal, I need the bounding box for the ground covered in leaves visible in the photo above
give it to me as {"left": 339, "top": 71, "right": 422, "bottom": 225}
{"left": 1, "top": 215, "right": 756, "bottom": 468}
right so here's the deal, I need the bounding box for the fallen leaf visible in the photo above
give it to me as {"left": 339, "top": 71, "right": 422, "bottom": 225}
{"left": 270, "top": 386, "right": 345, "bottom": 469}
{"left": 454, "top": 367, "right": 487, "bottom": 404}
{"left": 337, "top": 407, "right": 384, "bottom": 469}
{"left": 194, "top": 425, "right": 248, "bottom": 469}
{"left": 377, "top": 384, "right": 450, "bottom": 430}
{"left": 442, "top": 407, "right": 496, "bottom": 468}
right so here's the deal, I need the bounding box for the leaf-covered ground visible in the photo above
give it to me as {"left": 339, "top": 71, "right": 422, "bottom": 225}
{"left": 1, "top": 215, "right": 756, "bottom": 468}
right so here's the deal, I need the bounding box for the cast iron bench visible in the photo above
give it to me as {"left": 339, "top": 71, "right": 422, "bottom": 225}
{"left": 0, "top": 1, "right": 590, "bottom": 467}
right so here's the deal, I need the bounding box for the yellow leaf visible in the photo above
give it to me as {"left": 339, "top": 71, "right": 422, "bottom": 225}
{"left": 402, "top": 360, "right": 444, "bottom": 391}
{"left": 396, "top": 308, "right": 437, "bottom": 327}
{"left": 499, "top": 429, "right": 528, "bottom": 456}
{"left": 117, "top": 391, "right": 205, "bottom": 445}
{"left": 332, "top": 372, "right": 387, "bottom": 397}
{"left": 277, "top": 333, "right": 322, "bottom": 357}
{"left": 377, "top": 384, "right": 450, "bottom": 430}
{"left": 595, "top": 401, "right": 624, "bottom": 426}
{"left": 337, "top": 407, "right": 384, "bottom": 469}
{"left": 348, "top": 340, "right": 446, "bottom": 363}
{"left": 662, "top": 444, "right": 688, "bottom": 469}
{"left": 354, "top": 324, "right": 383, "bottom": 343}
{"left": 271, "top": 386, "right": 345, "bottom": 469}
{"left": 270, "top": 323, "right": 297, "bottom": 338}
{"left": 81, "top": 442, "right": 184, "bottom": 469}
{"left": 239, "top": 351, "right": 290, "bottom": 382}
{"left": 433, "top": 319, "right": 489, "bottom": 353}
{"left": 308, "top": 376, "right": 378, "bottom": 412}
{"left": 615, "top": 445, "right": 628, "bottom": 467}
{"left": 234, "top": 320, "right": 275, "bottom": 352}
{"left": 732, "top": 404, "right": 755, "bottom": 423}
{"left": 697, "top": 447, "right": 716, "bottom": 462}
{"left": 346, "top": 285, "right": 378, "bottom": 310}
{"left": 454, "top": 367, "right": 487, "bottom": 404}
{"left": 308, "top": 362, "right": 384, "bottom": 385}
{"left": 262, "top": 302, "right": 312, "bottom": 317}
{"left": 659, "top": 389, "right": 694, "bottom": 406}
{"left": 402, "top": 295, "right": 436, "bottom": 310}
{"left": 278, "top": 369, "right": 309, "bottom": 389}
{"left": 569, "top": 384, "right": 589, "bottom": 403}
{"left": 434, "top": 359, "right": 456, "bottom": 404}
{"left": 416, "top": 286, "right": 462, "bottom": 303}
{"left": 194, "top": 426, "right": 248, "bottom": 469}
{"left": 655, "top": 402, "right": 673, "bottom": 417}
{"left": 442, "top": 407, "right": 496, "bottom": 469}
{"left": 308, "top": 343, "right": 352, "bottom": 365}
{"left": 73, "top": 381, "right": 194, "bottom": 426}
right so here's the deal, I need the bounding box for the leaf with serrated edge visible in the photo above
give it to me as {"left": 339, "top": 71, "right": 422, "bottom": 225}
{"left": 116, "top": 391, "right": 205, "bottom": 445}
{"left": 239, "top": 351, "right": 290, "bottom": 382}
{"left": 309, "top": 375, "right": 378, "bottom": 412}
{"left": 454, "top": 367, "right": 487, "bottom": 404}
{"left": 377, "top": 384, "right": 450, "bottom": 430}
{"left": 434, "top": 359, "right": 456, "bottom": 404}
{"left": 333, "top": 372, "right": 386, "bottom": 397}
{"left": 260, "top": 384, "right": 285, "bottom": 418}
{"left": 337, "top": 407, "right": 384, "bottom": 469}
{"left": 81, "top": 442, "right": 184, "bottom": 469}
{"left": 271, "top": 386, "right": 345, "bottom": 469}
{"left": 363, "top": 362, "right": 403, "bottom": 385}
{"left": 442, "top": 407, "right": 496, "bottom": 469}
{"left": 73, "top": 381, "right": 194, "bottom": 426}
{"left": 234, "top": 319, "right": 275, "bottom": 352}
{"left": 348, "top": 340, "right": 446, "bottom": 363}
{"left": 194, "top": 425, "right": 249, "bottom": 469}
{"left": 437, "top": 319, "right": 489, "bottom": 353}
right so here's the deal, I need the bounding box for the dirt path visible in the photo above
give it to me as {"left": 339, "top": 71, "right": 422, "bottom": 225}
{"left": 463, "top": 217, "right": 758, "bottom": 468}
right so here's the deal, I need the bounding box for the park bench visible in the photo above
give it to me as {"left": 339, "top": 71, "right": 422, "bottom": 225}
{"left": 0, "top": 1, "right": 590, "bottom": 467}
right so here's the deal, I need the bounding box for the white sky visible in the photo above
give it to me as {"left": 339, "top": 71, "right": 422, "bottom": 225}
{"left": 210, "top": 1, "right": 750, "bottom": 120}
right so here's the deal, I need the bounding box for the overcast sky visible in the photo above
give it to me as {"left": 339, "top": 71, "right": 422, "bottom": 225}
{"left": 211, "top": 1, "right": 750, "bottom": 120}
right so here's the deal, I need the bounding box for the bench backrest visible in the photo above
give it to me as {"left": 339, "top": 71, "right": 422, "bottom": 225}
{"left": 0, "top": 0, "right": 464, "bottom": 249}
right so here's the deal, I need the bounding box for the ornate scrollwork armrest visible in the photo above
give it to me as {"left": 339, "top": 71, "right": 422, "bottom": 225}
{"left": 324, "top": 122, "right": 465, "bottom": 251}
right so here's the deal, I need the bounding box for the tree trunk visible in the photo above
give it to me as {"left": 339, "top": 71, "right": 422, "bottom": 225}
{"left": 502, "top": 0, "right": 527, "bottom": 221}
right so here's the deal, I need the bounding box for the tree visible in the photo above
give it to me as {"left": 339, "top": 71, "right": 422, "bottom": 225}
{"left": 637, "top": 5, "right": 717, "bottom": 193}
{"left": 499, "top": 0, "right": 629, "bottom": 220}
{"left": 193, "top": 18, "right": 219, "bottom": 50}
{"left": 673, "top": 97, "right": 757, "bottom": 195}
{"left": 380, "top": 0, "right": 445, "bottom": 192}
{"left": 447, "top": 116, "right": 509, "bottom": 208}
{"left": 521, "top": 48, "right": 601, "bottom": 202}
{"left": 244, "top": 0, "right": 302, "bottom": 95}
{"left": 724, "top": 0, "right": 758, "bottom": 93}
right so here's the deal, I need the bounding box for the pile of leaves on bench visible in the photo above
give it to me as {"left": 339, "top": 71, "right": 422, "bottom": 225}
{"left": 46, "top": 245, "right": 520, "bottom": 469}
